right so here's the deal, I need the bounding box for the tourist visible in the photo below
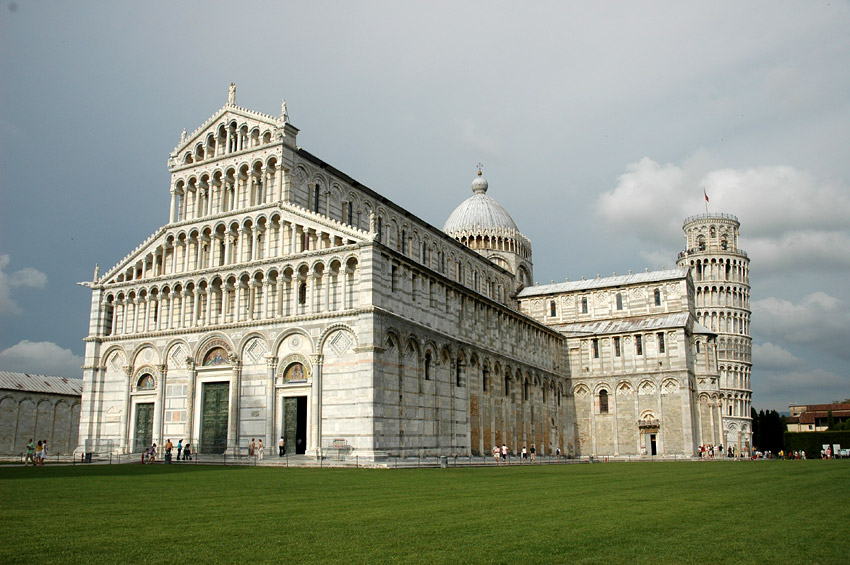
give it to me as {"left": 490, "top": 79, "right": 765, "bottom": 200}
{"left": 35, "top": 441, "right": 43, "bottom": 466}
{"left": 24, "top": 439, "right": 35, "bottom": 466}
{"left": 177, "top": 439, "right": 183, "bottom": 461}
{"left": 501, "top": 444, "right": 507, "bottom": 461}
{"left": 258, "top": 439, "right": 264, "bottom": 460}
{"left": 147, "top": 443, "right": 157, "bottom": 463}
{"left": 522, "top": 446, "right": 527, "bottom": 460}
{"left": 556, "top": 447, "right": 561, "bottom": 457}
{"left": 279, "top": 436, "right": 285, "bottom": 457}
{"left": 165, "top": 439, "right": 173, "bottom": 463}
{"left": 41, "top": 440, "right": 48, "bottom": 465}
{"left": 183, "top": 443, "right": 192, "bottom": 460}
{"left": 249, "top": 438, "right": 256, "bottom": 457}
{"left": 530, "top": 445, "right": 536, "bottom": 462}
{"left": 493, "top": 444, "right": 500, "bottom": 463}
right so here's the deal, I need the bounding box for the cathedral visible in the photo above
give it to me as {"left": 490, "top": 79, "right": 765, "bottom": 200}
{"left": 78, "top": 86, "right": 752, "bottom": 460}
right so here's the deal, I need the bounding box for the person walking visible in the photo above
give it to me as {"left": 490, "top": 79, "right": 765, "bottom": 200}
{"left": 41, "top": 440, "right": 48, "bottom": 465}
{"left": 530, "top": 445, "right": 536, "bottom": 462}
{"left": 522, "top": 446, "right": 528, "bottom": 461}
{"left": 279, "top": 436, "right": 285, "bottom": 457}
{"left": 165, "top": 439, "right": 173, "bottom": 463}
{"left": 183, "top": 443, "right": 192, "bottom": 460}
{"left": 501, "top": 444, "right": 507, "bottom": 462}
{"left": 493, "top": 444, "right": 500, "bottom": 464}
{"left": 35, "top": 441, "right": 44, "bottom": 466}
{"left": 177, "top": 439, "right": 183, "bottom": 461}
{"left": 249, "top": 438, "right": 256, "bottom": 458}
{"left": 258, "top": 439, "right": 264, "bottom": 460}
{"left": 25, "top": 439, "right": 35, "bottom": 466}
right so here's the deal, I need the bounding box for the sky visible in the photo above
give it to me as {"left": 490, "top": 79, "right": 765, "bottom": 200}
{"left": 1, "top": 1, "right": 849, "bottom": 412}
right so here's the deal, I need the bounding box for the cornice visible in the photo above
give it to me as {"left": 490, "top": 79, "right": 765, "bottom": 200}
{"left": 98, "top": 242, "right": 363, "bottom": 293}
{"left": 93, "top": 306, "right": 372, "bottom": 343}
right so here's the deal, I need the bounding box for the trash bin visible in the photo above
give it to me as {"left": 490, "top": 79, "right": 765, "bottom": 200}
{"left": 440, "top": 456, "right": 448, "bottom": 468}
{"left": 84, "top": 452, "right": 92, "bottom": 463}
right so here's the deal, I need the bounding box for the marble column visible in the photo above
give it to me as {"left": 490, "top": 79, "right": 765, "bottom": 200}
{"left": 228, "top": 358, "right": 241, "bottom": 454}
{"left": 309, "top": 354, "right": 324, "bottom": 456}
{"left": 185, "top": 360, "right": 196, "bottom": 448}
{"left": 119, "top": 365, "right": 132, "bottom": 452}
{"left": 265, "top": 356, "right": 277, "bottom": 447}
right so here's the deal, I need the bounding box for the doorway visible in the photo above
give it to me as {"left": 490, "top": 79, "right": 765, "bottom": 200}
{"left": 134, "top": 403, "right": 154, "bottom": 452}
{"left": 201, "top": 381, "right": 229, "bottom": 454}
{"left": 283, "top": 396, "right": 307, "bottom": 455}
{"left": 649, "top": 433, "right": 658, "bottom": 456}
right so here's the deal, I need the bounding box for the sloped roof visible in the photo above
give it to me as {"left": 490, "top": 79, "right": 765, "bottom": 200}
{"left": 553, "top": 312, "right": 696, "bottom": 336}
{"left": 518, "top": 268, "right": 689, "bottom": 298}
{"left": 0, "top": 371, "right": 83, "bottom": 396}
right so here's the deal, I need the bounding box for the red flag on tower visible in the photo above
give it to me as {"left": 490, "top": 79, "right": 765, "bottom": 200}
{"left": 704, "top": 189, "right": 710, "bottom": 203}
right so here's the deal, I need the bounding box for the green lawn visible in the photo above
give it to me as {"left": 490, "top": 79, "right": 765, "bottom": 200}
{"left": 1, "top": 461, "right": 847, "bottom": 564}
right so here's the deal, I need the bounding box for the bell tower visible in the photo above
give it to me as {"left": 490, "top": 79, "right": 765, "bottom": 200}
{"left": 677, "top": 213, "right": 752, "bottom": 455}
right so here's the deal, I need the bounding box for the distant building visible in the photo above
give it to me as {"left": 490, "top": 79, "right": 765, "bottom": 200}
{"left": 786, "top": 403, "right": 850, "bottom": 432}
{"left": 0, "top": 371, "right": 82, "bottom": 455}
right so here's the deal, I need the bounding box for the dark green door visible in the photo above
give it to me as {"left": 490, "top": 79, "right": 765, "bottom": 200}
{"left": 283, "top": 396, "right": 308, "bottom": 455}
{"left": 201, "top": 382, "right": 229, "bottom": 454}
{"left": 134, "top": 403, "right": 154, "bottom": 452}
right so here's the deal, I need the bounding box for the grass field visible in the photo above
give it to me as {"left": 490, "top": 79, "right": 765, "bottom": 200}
{"left": 1, "top": 460, "right": 848, "bottom": 564}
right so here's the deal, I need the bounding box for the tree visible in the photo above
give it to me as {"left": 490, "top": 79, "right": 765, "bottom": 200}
{"left": 827, "top": 410, "right": 836, "bottom": 430}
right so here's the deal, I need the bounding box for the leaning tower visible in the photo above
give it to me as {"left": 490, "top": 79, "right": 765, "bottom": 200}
{"left": 677, "top": 213, "right": 752, "bottom": 455}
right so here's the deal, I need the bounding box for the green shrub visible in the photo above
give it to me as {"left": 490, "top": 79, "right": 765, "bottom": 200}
{"left": 784, "top": 431, "right": 850, "bottom": 456}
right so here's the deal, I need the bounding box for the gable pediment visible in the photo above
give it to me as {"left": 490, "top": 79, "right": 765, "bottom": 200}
{"left": 169, "top": 104, "right": 291, "bottom": 168}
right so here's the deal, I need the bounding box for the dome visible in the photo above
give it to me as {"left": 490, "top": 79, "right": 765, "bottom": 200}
{"left": 443, "top": 174, "right": 520, "bottom": 234}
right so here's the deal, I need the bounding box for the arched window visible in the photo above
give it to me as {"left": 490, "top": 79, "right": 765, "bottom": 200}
{"left": 599, "top": 389, "right": 609, "bottom": 414}
{"left": 312, "top": 184, "right": 321, "bottom": 213}
{"left": 376, "top": 217, "right": 383, "bottom": 242}
{"left": 657, "top": 332, "right": 665, "bottom": 353}
{"left": 298, "top": 282, "right": 307, "bottom": 305}
{"left": 614, "top": 336, "right": 621, "bottom": 357}
{"left": 504, "top": 375, "right": 510, "bottom": 397}
{"left": 654, "top": 288, "right": 661, "bottom": 306}
{"left": 636, "top": 335, "right": 643, "bottom": 355}
{"left": 616, "top": 293, "right": 623, "bottom": 310}
{"left": 424, "top": 352, "right": 432, "bottom": 381}
{"left": 592, "top": 338, "right": 600, "bottom": 359}
{"left": 581, "top": 297, "right": 588, "bottom": 314}
{"left": 482, "top": 366, "right": 489, "bottom": 392}
{"left": 455, "top": 359, "right": 463, "bottom": 387}
{"left": 137, "top": 374, "right": 155, "bottom": 390}
{"left": 550, "top": 300, "right": 557, "bottom": 317}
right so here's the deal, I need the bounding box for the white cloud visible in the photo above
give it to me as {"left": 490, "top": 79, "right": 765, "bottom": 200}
{"left": 752, "top": 292, "right": 850, "bottom": 359}
{"left": 0, "top": 340, "right": 83, "bottom": 377}
{"left": 596, "top": 157, "right": 850, "bottom": 273}
{"left": 0, "top": 254, "right": 48, "bottom": 314}
{"left": 752, "top": 342, "right": 806, "bottom": 371}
